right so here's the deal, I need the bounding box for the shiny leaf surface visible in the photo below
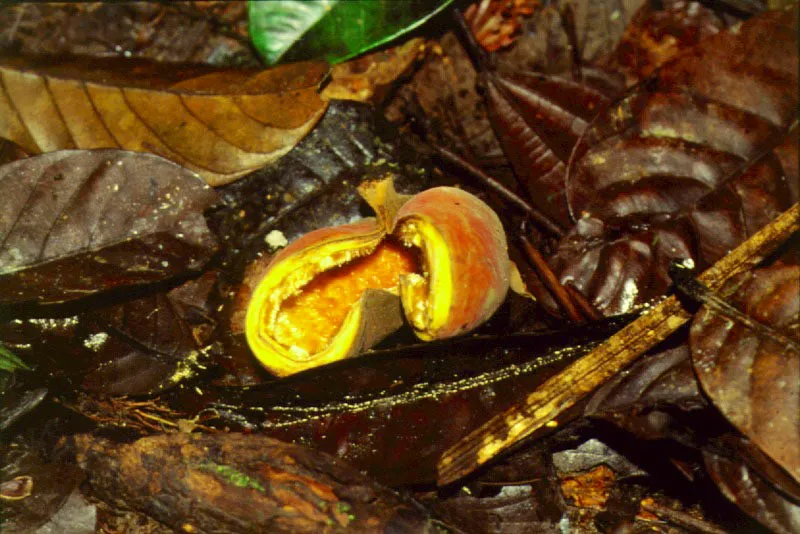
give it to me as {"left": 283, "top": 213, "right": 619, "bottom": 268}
{"left": 704, "top": 448, "right": 800, "bottom": 534}
{"left": 208, "top": 100, "right": 435, "bottom": 280}
{"left": 0, "top": 273, "right": 218, "bottom": 396}
{"left": 248, "top": 0, "right": 454, "bottom": 65}
{"left": 0, "top": 150, "right": 218, "bottom": 305}
{"left": 550, "top": 7, "right": 798, "bottom": 314}
{"left": 208, "top": 318, "right": 630, "bottom": 486}
{"left": 691, "top": 264, "right": 800, "bottom": 483}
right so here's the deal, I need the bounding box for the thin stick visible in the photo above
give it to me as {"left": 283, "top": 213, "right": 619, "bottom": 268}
{"left": 519, "top": 235, "right": 583, "bottom": 323}
{"left": 641, "top": 500, "right": 728, "bottom": 534}
{"left": 437, "top": 203, "right": 800, "bottom": 485}
{"left": 435, "top": 144, "right": 565, "bottom": 238}
{"left": 450, "top": 7, "right": 491, "bottom": 73}
{"left": 564, "top": 283, "right": 602, "bottom": 321}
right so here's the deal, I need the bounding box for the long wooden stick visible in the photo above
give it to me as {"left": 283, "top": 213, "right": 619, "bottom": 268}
{"left": 438, "top": 203, "right": 800, "bottom": 485}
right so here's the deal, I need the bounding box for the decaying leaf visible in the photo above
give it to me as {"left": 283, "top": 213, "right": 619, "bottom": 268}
{"left": 0, "top": 2, "right": 257, "bottom": 67}
{"left": 584, "top": 343, "right": 706, "bottom": 439}
{"left": 690, "top": 264, "right": 800, "bottom": 483}
{"left": 549, "top": 7, "right": 798, "bottom": 314}
{"left": 209, "top": 319, "right": 627, "bottom": 486}
{"left": 72, "top": 432, "right": 433, "bottom": 533}
{"left": 0, "top": 419, "right": 86, "bottom": 534}
{"left": 0, "top": 149, "right": 218, "bottom": 305}
{"left": 438, "top": 203, "right": 800, "bottom": 485}
{"left": 704, "top": 448, "right": 800, "bottom": 534}
{"left": 0, "top": 56, "right": 328, "bottom": 186}
{"left": 464, "top": 0, "right": 540, "bottom": 52}
{"left": 426, "top": 484, "right": 562, "bottom": 534}
{"left": 0, "top": 272, "right": 218, "bottom": 396}
{"left": 606, "top": 0, "right": 728, "bottom": 85}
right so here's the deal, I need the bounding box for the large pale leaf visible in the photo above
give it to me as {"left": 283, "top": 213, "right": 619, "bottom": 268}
{"left": 0, "top": 56, "right": 327, "bottom": 186}
{"left": 248, "top": 0, "right": 454, "bottom": 65}
{"left": 0, "top": 149, "right": 218, "bottom": 304}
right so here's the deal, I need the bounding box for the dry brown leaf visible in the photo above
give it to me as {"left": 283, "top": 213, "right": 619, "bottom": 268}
{"left": 0, "top": 57, "right": 328, "bottom": 186}
{"left": 321, "top": 38, "right": 426, "bottom": 104}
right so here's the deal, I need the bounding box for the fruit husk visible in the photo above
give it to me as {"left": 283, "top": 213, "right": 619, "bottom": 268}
{"left": 243, "top": 217, "right": 407, "bottom": 377}
{"left": 243, "top": 176, "right": 510, "bottom": 376}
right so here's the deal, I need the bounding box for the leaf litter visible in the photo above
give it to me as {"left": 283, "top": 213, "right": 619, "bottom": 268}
{"left": 0, "top": 1, "right": 797, "bottom": 533}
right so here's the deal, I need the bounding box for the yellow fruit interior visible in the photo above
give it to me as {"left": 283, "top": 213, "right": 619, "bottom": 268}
{"left": 271, "top": 239, "right": 420, "bottom": 355}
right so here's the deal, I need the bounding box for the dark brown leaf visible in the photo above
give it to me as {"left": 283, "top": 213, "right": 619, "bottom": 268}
{"left": 428, "top": 484, "right": 562, "bottom": 534}
{"left": 72, "top": 432, "right": 432, "bottom": 533}
{"left": 321, "top": 38, "right": 426, "bottom": 104}
{"left": 0, "top": 272, "right": 218, "bottom": 396}
{"left": 0, "top": 149, "right": 218, "bottom": 305}
{"left": 0, "top": 416, "right": 86, "bottom": 534}
{"left": 0, "top": 56, "right": 328, "bottom": 186}
{"left": 208, "top": 318, "right": 629, "bottom": 486}
{"left": 704, "top": 448, "right": 800, "bottom": 534}
{"left": 585, "top": 343, "right": 706, "bottom": 439}
{"left": 690, "top": 264, "right": 799, "bottom": 483}
{"left": 484, "top": 70, "right": 612, "bottom": 229}
{"left": 549, "top": 6, "right": 798, "bottom": 314}
{"left": 606, "top": 0, "right": 728, "bottom": 85}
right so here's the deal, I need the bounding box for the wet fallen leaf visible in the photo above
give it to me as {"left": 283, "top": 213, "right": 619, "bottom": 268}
{"left": 568, "top": 0, "right": 647, "bottom": 64}
{"left": 427, "top": 484, "right": 562, "bottom": 534}
{"left": 585, "top": 343, "right": 706, "bottom": 439}
{"left": 0, "top": 418, "right": 86, "bottom": 534}
{"left": 0, "top": 2, "right": 256, "bottom": 67}
{"left": 704, "top": 447, "right": 800, "bottom": 534}
{"left": 0, "top": 272, "right": 218, "bottom": 396}
{"left": 606, "top": 0, "right": 728, "bottom": 85}
{"left": 0, "top": 56, "right": 327, "bottom": 186}
{"left": 72, "top": 432, "right": 432, "bottom": 533}
{"left": 0, "top": 149, "right": 218, "bottom": 305}
{"left": 550, "top": 7, "right": 798, "bottom": 314}
{"left": 690, "top": 264, "right": 800, "bottom": 483}
{"left": 208, "top": 318, "right": 628, "bottom": 486}
{"left": 208, "top": 99, "right": 436, "bottom": 280}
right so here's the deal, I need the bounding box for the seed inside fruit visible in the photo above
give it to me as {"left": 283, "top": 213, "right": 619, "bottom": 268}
{"left": 272, "top": 239, "right": 420, "bottom": 355}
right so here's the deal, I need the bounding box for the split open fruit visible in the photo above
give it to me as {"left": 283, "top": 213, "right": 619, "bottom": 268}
{"left": 245, "top": 177, "right": 510, "bottom": 376}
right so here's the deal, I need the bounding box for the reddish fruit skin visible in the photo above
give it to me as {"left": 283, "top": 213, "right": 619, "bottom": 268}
{"left": 397, "top": 187, "right": 510, "bottom": 339}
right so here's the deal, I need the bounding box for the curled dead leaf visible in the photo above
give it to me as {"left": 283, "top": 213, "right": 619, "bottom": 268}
{"left": 0, "top": 56, "right": 328, "bottom": 186}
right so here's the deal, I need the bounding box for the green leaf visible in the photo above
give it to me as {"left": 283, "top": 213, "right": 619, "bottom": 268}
{"left": 0, "top": 343, "right": 29, "bottom": 373}
{"left": 248, "top": 0, "right": 454, "bottom": 65}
